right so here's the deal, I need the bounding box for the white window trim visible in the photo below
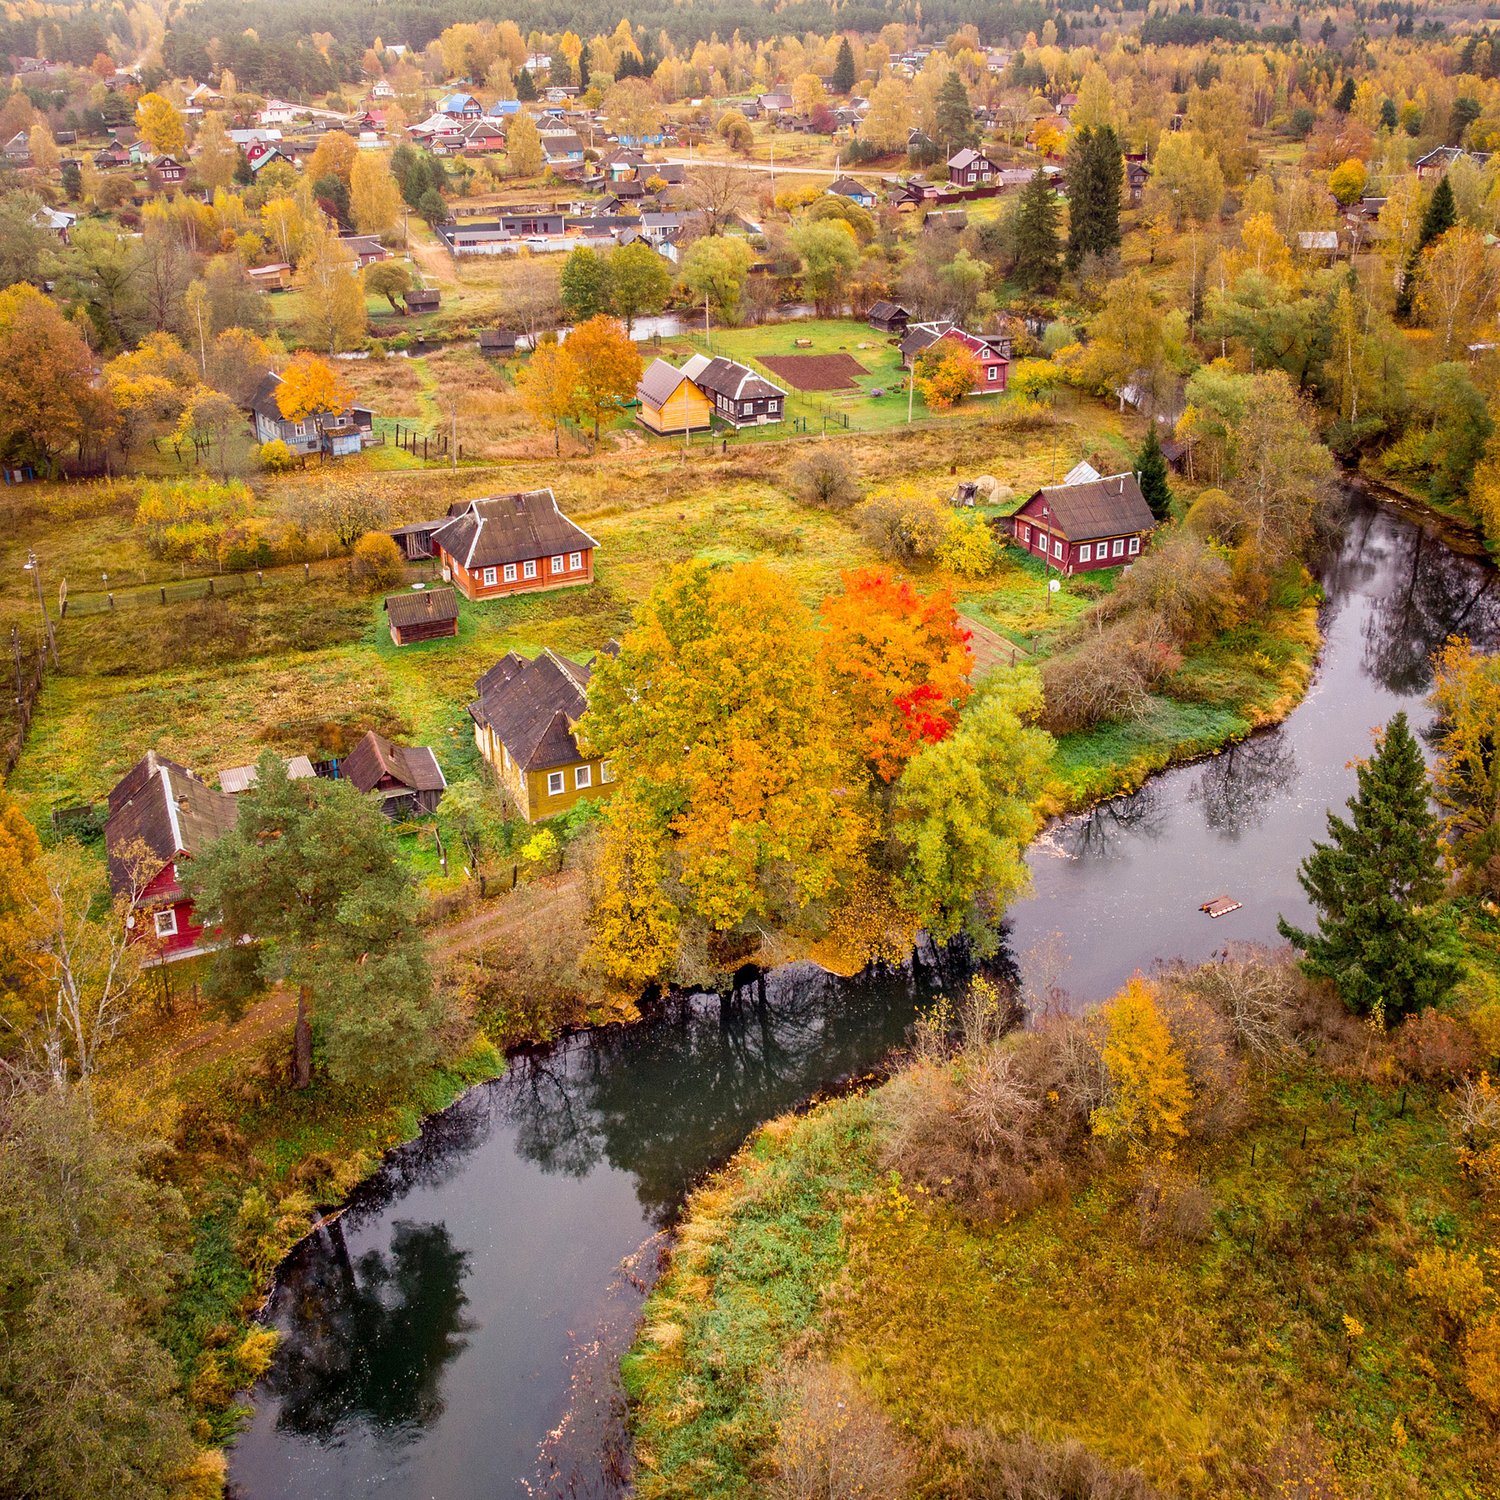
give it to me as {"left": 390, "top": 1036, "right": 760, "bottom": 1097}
{"left": 154, "top": 907, "right": 178, "bottom": 938}
{"left": 575, "top": 764, "right": 591, "bottom": 789}
{"left": 1053, "top": 538, "right": 1063, "bottom": 560}
{"left": 1129, "top": 536, "right": 1141, "bottom": 555}
{"left": 547, "top": 771, "right": 565, "bottom": 795}
{"left": 601, "top": 759, "right": 614, "bottom": 783}
{"left": 551, "top": 554, "right": 565, "bottom": 571}
{"left": 1112, "top": 538, "right": 1125, "bottom": 558}
{"left": 522, "top": 559, "right": 537, "bottom": 579}
{"left": 568, "top": 550, "right": 582, "bottom": 569}
{"left": 482, "top": 566, "right": 497, "bottom": 585}
{"left": 1019, "top": 523, "right": 1030, "bottom": 542}
{"left": 503, "top": 563, "right": 517, "bottom": 582}
{"left": 1079, "top": 543, "right": 1091, "bottom": 562}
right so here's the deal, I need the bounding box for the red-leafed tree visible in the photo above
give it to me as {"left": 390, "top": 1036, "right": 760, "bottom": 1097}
{"left": 820, "top": 566, "right": 973, "bottom": 782}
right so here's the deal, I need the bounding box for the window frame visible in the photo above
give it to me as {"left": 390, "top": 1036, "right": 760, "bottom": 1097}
{"left": 568, "top": 550, "right": 582, "bottom": 570}
{"left": 154, "top": 907, "right": 178, "bottom": 938}
{"left": 1112, "top": 538, "right": 1125, "bottom": 559}
{"left": 546, "top": 770, "right": 565, "bottom": 796}
{"left": 575, "top": 764, "right": 591, "bottom": 790}
{"left": 502, "top": 563, "right": 518, "bottom": 582}
{"left": 1079, "top": 543, "right": 1091, "bottom": 562}
{"left": 1128, "top": 536, "right": 1141, "bottom": 555}
{"left": 1053, "top": 537, "right": 1063, "bottom": 560}
{"left": 482, "top": 566, "right": 497, "bottom": 586}
{"left": 522, "top": 559, "right": 537, "bottom": 580}
{"left": 600, "top": 759, "right": 614, "bottom": 783}
{"left": 551, "top": 554, "right": 565, "bottom": 572}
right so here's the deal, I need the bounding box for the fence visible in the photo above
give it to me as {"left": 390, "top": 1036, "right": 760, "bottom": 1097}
{"left": 2, "top": 628, "right": 46, "bottom": 778}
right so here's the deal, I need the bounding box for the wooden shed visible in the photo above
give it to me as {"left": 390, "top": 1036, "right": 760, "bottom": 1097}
{"left": 384, "top": 585, "right": 460, "bottom": 645}
{"left": 404, "top": 287, "right": 441, "bottom": 313}
{"left": 635, "top": 358, "right": 713, "bottom": 434}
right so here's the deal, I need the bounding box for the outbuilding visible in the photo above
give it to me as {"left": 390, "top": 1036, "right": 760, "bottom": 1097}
{"left": 384, "top": 585, "right": 460, "bottom": 645}
{"left": 636, "top": 358, "right": 713, "bottom": 434}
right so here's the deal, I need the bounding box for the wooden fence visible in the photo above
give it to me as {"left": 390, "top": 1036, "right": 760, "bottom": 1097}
{"left": 3, "top": 629, "right": 46, "bottom": 779}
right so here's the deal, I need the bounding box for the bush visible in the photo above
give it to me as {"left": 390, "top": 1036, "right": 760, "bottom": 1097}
{"left": 853, "top": 490, "right": 945, "bottom": 565}
{"left": 789, "top": 448, "right": 862, "bottom": 510}
{"left": 259, "top": 438, "right": 295, "bottom": 472}
{"left": 1406, "top": 1246, "right": 1489, "bottom": 1330}
{"left": 1392, "top": 1008, "right": 1479, "bottom": 1083}
{"left": 350, "top": 531, "right": 406, "bottom": 590}
{"left": 939, "top": 509, "right": 999, "bottom": 578}
{"left": 948, "top": 1429, "right": 1160, "bottom": 1499}
{"left": 1040, "top": 622, "right": 1180, "bottom": 735}
{"left": 993, "top": 396, "right": 1055, "bottom": 431}
{"left": 1463, "top": 1315, "right": 1500, "bottom": 1416}
{"left": 1107, "top": 533, "right": 1240, "bottom": 646}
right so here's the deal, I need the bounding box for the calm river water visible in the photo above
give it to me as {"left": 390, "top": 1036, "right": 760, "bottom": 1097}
{"left": 228, "top": 486, "right": 1498, "bottom": 1500}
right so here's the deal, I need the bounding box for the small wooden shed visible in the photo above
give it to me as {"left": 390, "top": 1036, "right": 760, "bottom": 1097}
{"left": 384, "top": 585, "right": 460, "bottom": 645}
{"left": 405, "top": 287, "right": 441, "bottom": 313}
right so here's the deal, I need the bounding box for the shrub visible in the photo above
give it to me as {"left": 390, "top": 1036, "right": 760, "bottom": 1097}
{"left": 259, "top": 438, "right": 295, "bottom": 472}
{"left": 1392, "top": 1008, "right": 1479, "bottom": 1083}
{"left": 1406, "top": 1246, "right": 1489, "bottom": 1329}
{"left": 853, "top": 490, "right": 945, "bottom": 565}
{"left": 1463, "top": 1314, "right": 1500, "bottom": 1415}
{"left": 350, "top": 531, "right": 406, "bottom": 590}
{"left": 1090, "top": 978, "right": 1193, "bottom": 1161}
{"left": 939, "top": 509, "right": 999, "bottom": 578}
{"left": 1107, "top": 533, "right": 1240, "bottom": 646}
{"left": 1040, "top": 623, "right": 1179, "bottom": 735}
{"left": 948, "top": 1429, "right": 1159, "bottom": 1499}
{"left": 789, "top": 448, "right": 862, "bottom": 511}
{"left": 134, "top": 478, "right": 254, "bottom": 562}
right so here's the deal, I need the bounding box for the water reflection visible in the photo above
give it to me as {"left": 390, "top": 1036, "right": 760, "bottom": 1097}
{"left": 268, "top": 1220, "right": 473, "bottom": 1444}
{"left": 1192, "top": 734, "right": 1298, "bottom": 838}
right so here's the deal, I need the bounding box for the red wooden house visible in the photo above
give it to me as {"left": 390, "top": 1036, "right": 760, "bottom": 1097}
{"left": 429, "top": 490, "right": 598, "bottom": 602}
{"left": 1008, "top": 472, "right": 1156, "bottom": 575}
{"left": 104, "top": 751, "right": 237, "bottom": 960}
{"left": 900, "top": 322, "right": 1009, "bottom": 394}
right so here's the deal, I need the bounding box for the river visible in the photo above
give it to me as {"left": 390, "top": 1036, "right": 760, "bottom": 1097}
{"left": 226, "top": 486, "right": 1498, "bottom": 1500}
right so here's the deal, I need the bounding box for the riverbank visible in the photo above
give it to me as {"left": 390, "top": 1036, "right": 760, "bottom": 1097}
{"left": 622, "top": 950, "right": 1500, "bottom": 1500}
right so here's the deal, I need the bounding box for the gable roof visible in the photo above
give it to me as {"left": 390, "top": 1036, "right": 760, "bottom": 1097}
{"left": 469, "top": 649, "right": 594, "bottom": 771}
{"left": 637, "top": 357, "right": 693, "bottom": 407}
{"left": 104, "top": 751, "right": 238, "bottom": 894}
{"left": 384, "top": 585, "right": 459, "bottom": 629}
{"left": 867, "top": 299, "right": 910, "bottom": 322}
{"left": 429, "top": 489, "right": 597, "bottom": 571}
{"left": 947, "top": 147, "right": 992, "bottom": 170}
{"left": 827, "top": 175, "right": 871, "bottom": 197}
{"left": 681, "top": 354, "right": 785, "bottom": 403}
{"left": 340, "top": 729, "right": 447, "bottom": 795}
{"left": 1020, "top": 472, "right": 1155, "bottom": 542}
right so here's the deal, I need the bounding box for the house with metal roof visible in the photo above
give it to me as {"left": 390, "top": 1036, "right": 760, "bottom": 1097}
{"left": 680, "top": 354, "right": 786, "bottom": 428}
{"left": 1008, "top": 472, "right": 1156, "bottom": 575}
{"left": 468, "top": 649, "right": 617, "bottom": 822}
{"left": 429, "top": 490, "right": 597, "bottom": 601}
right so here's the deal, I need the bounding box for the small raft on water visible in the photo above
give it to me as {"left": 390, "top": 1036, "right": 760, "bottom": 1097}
{"left": 1200, "top": 895, "right": 1243, "bottom": 919}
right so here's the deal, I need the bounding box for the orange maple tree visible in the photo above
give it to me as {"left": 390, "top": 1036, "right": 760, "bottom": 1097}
{"left": 819, "top": 566, "right": 973, "bottom": 782}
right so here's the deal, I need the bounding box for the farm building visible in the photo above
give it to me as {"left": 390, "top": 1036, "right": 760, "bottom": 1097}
{"left": 900, "top": 322, "right": 1009, "bottom": 394}
{"left": 468, "top": 649, "right": 617, "bottom": 822}
{"left": 867, "top": 300, "right": 912, "bottom": 333}
{"left": 1008, "top": 472, "right": 1156, "bottom": 575}
{"left": 340, "top": 729, "right": 446, "bottom": 816}
{"left": 429, "top": 490, "right": 597, "bottom": 601}
{"left": 636, "top": 358, "right": 713, "bottom": 434}
{"left": 947, "top": 147, "right": 998, "bottom": 186}
{"left": 404, "top": 287, "right": 441, "bottom": 313}
{"left": 104, "top": 751, "right": 238, "bottom": 961}
{"left": 681, "top": 354, "right": 786, "bottom": 428}
{"left": 384, "top": 585, "right": 460, "bottom": 645}
{"left": 217, "top": 755, "right": 315, "bottom": 794}
{"left": 479, "top": 328, "right": 520, "bottom": 356}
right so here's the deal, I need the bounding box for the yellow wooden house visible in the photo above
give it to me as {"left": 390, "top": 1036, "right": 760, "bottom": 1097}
{"left": 636, "top": 357, "right": 713, "bottom": 435}
{"left": 468, "top": 648, "right": 618, "bottom": 822}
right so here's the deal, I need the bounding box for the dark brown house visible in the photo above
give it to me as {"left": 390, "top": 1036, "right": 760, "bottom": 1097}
{"left": 1008, "top": 472, "right": 1156, "bottom": 575}
{"left": 404, "top": 287, "right": 441, "bottom": 313}
{"left": 947, "top": 147, "right": 998, "bottom": 186}
{"left": 867, "top": 300, "right": 911, "bottom": 333}
{"left": 339, "top": 729, "right": 447, "bottom": 816}
{"left": 384, "top": 585, "right": 459, "bottom": 645}
{"left": 479, "top": 327, "right": 520, "bottom": 356}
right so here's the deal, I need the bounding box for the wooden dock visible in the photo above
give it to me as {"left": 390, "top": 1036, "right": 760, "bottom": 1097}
{"left": 1200, "top": 895, "right": 1243, "bottom": 919}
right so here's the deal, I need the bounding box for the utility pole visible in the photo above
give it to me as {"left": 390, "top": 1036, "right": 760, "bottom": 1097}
{"left": 23, "top": 549, "right": 57, "bottom": 669}
{"left": 450, "top": 399, "right": 458, "bottom": 468}
{"left": 11, "top": 625, "right": 22, "bottom": 705}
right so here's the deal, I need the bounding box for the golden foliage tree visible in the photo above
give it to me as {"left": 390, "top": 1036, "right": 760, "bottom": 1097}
{"left": 294, "top": 228, "right": 366, "bottom": 355}
{"left": 505, "top": 109, "right": 543, "bottom": 178}
{"left": 350, "top": 151, "right": 402, "bottom": 236}
{"left": 912, "top": 339, "right": 980, "bottom": 408}
{"left": 194, "top": 112, "right": 237, "bottom": 191}
{"left": 517, "top": 340, "right": 582, "bottom": 453}
{"left": 563, "top": 315, "right": 641, "bottom": 439}
{"left": 1430, "top": 637, "right": 1500, "bottom": 894}
{"left": 1090, "top": 978, "right": 1192, "bottom": 1159}
{"left": 135, "top": 92, "right": 186, "bottom": 155}
{"left": 275, "top": 351, "right": 355, "bottom": 421}
{"left": 0, "top": 789, "right": 47, "bottom": 1046}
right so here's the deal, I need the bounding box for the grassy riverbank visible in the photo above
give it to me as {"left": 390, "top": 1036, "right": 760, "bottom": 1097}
{"left": 623, "top": 949, "right": 1500, "bottom": 1499}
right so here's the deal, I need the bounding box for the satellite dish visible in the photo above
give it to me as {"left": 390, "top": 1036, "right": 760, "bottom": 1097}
{"left": 125, "top": 914, "right": 136, "bottom": 930}
{"left": 1048, "top": 579, "right": 1061, "bottom": 592}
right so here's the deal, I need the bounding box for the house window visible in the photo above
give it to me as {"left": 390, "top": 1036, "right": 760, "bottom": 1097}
{"left": 987, "top": 366, "right": 998, "bottom": 380}
{"left": 523, "top": 560, "right": 537, "bottom": 579}
{"left": 569, "top": 551, "right": 582, "bottom": 570}
{"left": 601, "top": 760, "right": 614, "bottom": 783}
{"left": 503, "top": 563, "right": 518, "bottom": 582}
{"left": 1020, "top": 524, "right": 1030, "bottom": 543}
{"left": 154, "top": 907, "right": 178, "bottom": 938}
{"left": 482, "top": 567, "right": 497, "bottom": 586}
{"left": 547, "top": 771, "right": 565, "bottom": 795}
{"left": 1112, "top": 538, "right": 1125, "bottom": 558}
{"left": 1053, "top": 538, "right": 1063, "bottom": 560}
{"left": 575, "top": 764, "right": 592, "bottom": 790}
{"left": 1129, "top": 536, "right": 1141, "bottom": 555}
{"left": 1079, "top": 543, "right": 1091, "bottom": 562}
{"left": 551, "top": 554, "right": 565, "bottom": 571}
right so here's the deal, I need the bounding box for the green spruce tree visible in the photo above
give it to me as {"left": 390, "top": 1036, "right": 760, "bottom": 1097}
{"left": 1278, "top": 712, "right": 1459, "bottom": 1020}
{"left": 934, "top": 71, "right": 978, "bottom": 155}
{"left": 1333, "top": 77, "right": 1356, "bottom": 112}
{"left": 1011, "top": 168, "right": 1061, "bottom": 292}
{"left": 516, "top": 66, "right": 537, "bottom": 101}
{"left": 832, "top": 36, "right": 856, "bottom": 95}
{"left": 1397, "top": 175, "right": 1456, "bottom": 318}
{"left": 1066, "top": 123, "right": 1123, "bottom": 269}
{"left": 1136, "top": 425, "right": 1173, "bottom": 519}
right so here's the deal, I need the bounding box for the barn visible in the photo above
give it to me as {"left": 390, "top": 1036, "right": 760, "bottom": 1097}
{"left": 1008, "top": 472, "right": 1156, "bottom": 575}
{"left": 384, "top": 585, "right": 460, "bottom": 645}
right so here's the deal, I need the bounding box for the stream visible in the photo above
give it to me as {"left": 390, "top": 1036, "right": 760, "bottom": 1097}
{"left": 227, "top": 485, "right": 1498, "bottom": 1500}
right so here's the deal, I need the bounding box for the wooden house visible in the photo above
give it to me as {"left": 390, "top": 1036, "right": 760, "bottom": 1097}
{"left": 151, "top": 154, "right": 188, "bottom": 184}
{"left": 900, "top": 322, "right": 1009, "bottom": 394}
{"left": 339, "top": 234, "right": 391, "bottom": 267}
{"left": 479, "top": 327, "right": 520, "bottom": 357}
{"left": 827, "top": 174, "right": 877, "bottom": 207}
{"left": 429, "top": 490, "right": 597, "bottom": 601}
{"left": 384, "top": 585, "right": 460, "bottom": 645}
{"left": 636, "top": 357, "right": 713, "bottom": 434}
{"left": 249, "top": 372, "right": 375, "bottom": 457}
{"left": 468, "top": 649, "right": 617, "bottom": 822}
{"left": 339, "top": 729, "right": 446, "bottom": 816}
{"left": 105, "top": 751, "right": 237, "bottom": 961}
{"left": 947, "top": 147, "right": 998, "bottom": 186}
{"left": 1008, "top": 472, "right": 1156, "bottom": 575}
{"left": 867, "top": 300, "right": 912, "bottom": 333}
{"left": 404, "top": 287, "right": 441, "bottom": 313}
{"left": 439, "top": 92, "right": 483, "bottom": 118}
{"left": 681, "top": 353, "right": 786, "bottom": 428}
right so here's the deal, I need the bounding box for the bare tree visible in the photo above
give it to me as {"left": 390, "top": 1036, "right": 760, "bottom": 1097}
{"left": 501, "top": 255, "right": 563, "bottom": 342}
{"left": 683, "top": 163, "right": 751, "bottom": 237}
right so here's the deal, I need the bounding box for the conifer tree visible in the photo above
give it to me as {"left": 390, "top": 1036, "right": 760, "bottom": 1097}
{"left": 1065, "top": 123, "right": 1123, "bottom": 268}
{"left": 517, "top": 66, "right": 537, "bottom": 101}
{"left": 1333, "top": 77, "right": 1356, "bottom": 112}
{"left": 1136, "top": 425, "right": 1173, "bottom": 519}
{"left": 1397, "top": 175, "right": 1456, "bottom": 318}
{"left": 1011, "top": 169, "right": 1061, "bottom": 291}
{"left": 1278, "top": 712, "right": 1458, "bottom": 1020}
{"left": 934, "top": 71, "right": 978, "bottom": 155}
{"left": 832, "top": 36, "right": 856, "bottom": 95}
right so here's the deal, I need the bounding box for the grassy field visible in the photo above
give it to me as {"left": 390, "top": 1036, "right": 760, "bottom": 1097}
{"left": 624, "top": 1037, "right": 1495, "bottom": 1500}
